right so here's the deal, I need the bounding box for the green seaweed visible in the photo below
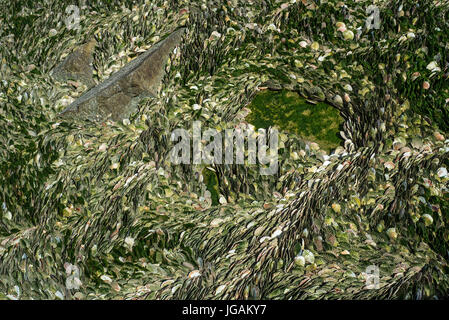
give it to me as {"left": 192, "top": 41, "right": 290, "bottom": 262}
{"left": 246, "top": 90, "right": 343, "bottom": 151}
{"left": 202, "top": 167, "right": 220, "bottom": 206}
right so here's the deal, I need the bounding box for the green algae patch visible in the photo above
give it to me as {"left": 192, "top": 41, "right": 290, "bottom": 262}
{"left": 246, "top": 90, "right": 343, "bottom": 152}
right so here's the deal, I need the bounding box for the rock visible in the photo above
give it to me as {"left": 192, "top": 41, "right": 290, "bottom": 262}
{"left": 309, "top": 142, "right": 320, "bottom": 151}
{"left": 422, "top": 214, "right": 433, "bottom": 226}
{"left": 426, "top": 61, "right": 440, "bottom": 72}
{"left": 437, "top": 167, "right": 448, "bottom": 178}
{"left": 333, "top": 94, "right": 343, "bottom": 106}
{"left": 331, "top": 203, "right": 341, "bottom": 213}
{"left": 294, "top": 255, "right": 305, "bottom": 267}
{"left": 260, "top": 79, "right": 282, "bottom": 91}
{"left": 343, "top": 30, "right": 354, "bottom": 40}
{"left": 307, "top": 86, "right": 325, "bottom": 101}
{"left": 386, "top": 228, "right": 397, "bottom": 240}
{"left": 59, "top": 28, "right": 185, "bottom": 121}
{"left": 51, "top": 38, "right": 97, "bottom": 87}
{"left": 303, "top": 250, "right": 315, "bottom": 264}
{"left": 434, "top": 131, "right": 445, "bottom": 141}
{"left": 49, "top": 29, "right": 58, "bottom": 37}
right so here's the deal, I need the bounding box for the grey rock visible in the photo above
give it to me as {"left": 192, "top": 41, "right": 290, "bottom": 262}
{"left": 59, "top": 28, "right": 185, "bottom": 121}
{"left": 51, "top": 38, "right": 97, "bottom": 87}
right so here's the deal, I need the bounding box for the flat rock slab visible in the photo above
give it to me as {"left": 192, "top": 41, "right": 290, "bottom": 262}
{"left": 51, "top": 38, "right": 97, "bottom": 87}
{"left": 59, "top": 28, "right": 185, "bottom": 121}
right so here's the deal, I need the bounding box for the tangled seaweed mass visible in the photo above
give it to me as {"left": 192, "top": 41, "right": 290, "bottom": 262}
{"left": 1, "top": 0, "right": 449, "bottom": 300}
